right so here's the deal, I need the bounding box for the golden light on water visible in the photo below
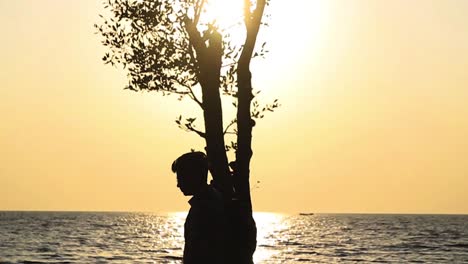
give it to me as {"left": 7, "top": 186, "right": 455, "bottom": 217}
{"left": 168, "top": 211, "right": 288, "bottom": 262}
{"left": 253, "top": 212, "right": 289, "bottom": 263}
{"left": 168, "top": 211, "right": 187, "bottom": 240}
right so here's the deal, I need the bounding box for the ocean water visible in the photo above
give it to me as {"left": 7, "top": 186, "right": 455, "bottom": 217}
{"left": 0, "top": 212, "right": 467, "bottom": 263}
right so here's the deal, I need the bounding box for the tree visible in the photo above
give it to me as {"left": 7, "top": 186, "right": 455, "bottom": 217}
{"left": 96, "top": 0, "right": 278, "bottom": 262}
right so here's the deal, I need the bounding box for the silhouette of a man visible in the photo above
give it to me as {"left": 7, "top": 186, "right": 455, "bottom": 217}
{"left": 171, "top": 151, "right": 226, "bottom": 264}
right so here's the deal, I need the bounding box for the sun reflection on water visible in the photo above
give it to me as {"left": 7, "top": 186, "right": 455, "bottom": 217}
{"left": 167, "top": 212, "right": 187, "bottom": 241}
{"left": 253, "top": 212, "right": 289, "bottom": 263}
{"left": 166, "top": 211, "right": 289, "bottom": 263}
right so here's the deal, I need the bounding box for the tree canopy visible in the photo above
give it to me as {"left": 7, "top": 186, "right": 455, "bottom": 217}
{"left": 96, "top": 0, "right": 277, "bottom": 137}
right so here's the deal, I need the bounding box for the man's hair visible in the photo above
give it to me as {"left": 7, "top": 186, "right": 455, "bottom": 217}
{"left": 171, "top": 151, "right": 208, "bottom": 181}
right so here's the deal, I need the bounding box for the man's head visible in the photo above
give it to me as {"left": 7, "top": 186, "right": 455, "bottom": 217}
{"left": 171, "top": 151, "right": 208, "bottom": 196}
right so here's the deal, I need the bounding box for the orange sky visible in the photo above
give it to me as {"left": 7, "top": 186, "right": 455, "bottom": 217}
{"left": 1, "top": 0, "right": 468, "bottom": 214}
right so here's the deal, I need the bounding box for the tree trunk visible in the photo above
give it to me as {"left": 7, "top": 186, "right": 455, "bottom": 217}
{"left": 185, "top": 1, "right": 266, "bottom": 260}
{"left": 199, "top": 32, "right": 233, "bottom": 197}
{"left": 185, "top": 20, "right": 233, "bottom": 197}
{"left": 202, "top": 85, "right": 232, "bottom": 196}
{"left": 231, "top": 1, "right": 267, "bottom": 263}
{"left": 232, "top": 52, "right": 257, "bottom": 264}
{"left": 196, "top": 29, "right": 255, "bottom": 264}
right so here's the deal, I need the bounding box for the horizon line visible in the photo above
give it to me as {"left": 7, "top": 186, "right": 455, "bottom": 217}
{"left": 0, "top": 210, "right": 467, "bottom": 216}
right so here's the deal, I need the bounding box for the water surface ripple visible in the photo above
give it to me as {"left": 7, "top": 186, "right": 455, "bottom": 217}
{"left": 0, "top": 212, "right": 467, "bottom": 263}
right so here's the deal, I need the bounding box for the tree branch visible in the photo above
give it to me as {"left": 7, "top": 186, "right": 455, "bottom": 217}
{"left": 194, "top": 0, "right": 206, "bottom": 25}
{"left": 241, "top": 0, "right": 266, "bottom": 63}
{"left": 184, "top": 16, "right": 206, "bottom": 56}
{"left": 188, "top": 86, "right": 204, "bottom": 109}
{"left": 223, "top": 118, "right": 237, "bottom": 135}
{"left": 186, "top": 125, "right": 206, "bottom": 138}
{"left": 171, "top": 78, "right": 204, "bottom": 109}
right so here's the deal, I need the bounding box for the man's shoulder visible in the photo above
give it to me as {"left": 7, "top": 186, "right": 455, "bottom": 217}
{"left": 190, "top": 185, "right": 223, "bottom": 203}
{"left": 189, "top": 186, "right": 224, "bottom": 214}
{"left": 208, "top": 185, "right": 223, "bottom": 200}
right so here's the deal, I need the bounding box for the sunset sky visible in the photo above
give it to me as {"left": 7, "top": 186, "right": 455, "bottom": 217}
{"left": 1, "top": 0, "right": 467, "bottom": 214}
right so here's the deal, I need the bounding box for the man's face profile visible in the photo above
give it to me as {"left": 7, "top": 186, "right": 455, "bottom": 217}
{"left": 172, "top": 152, "right": 208, "bottom": 196}
{"left": 176, "top": 168, "right": 199, "bottom": 196}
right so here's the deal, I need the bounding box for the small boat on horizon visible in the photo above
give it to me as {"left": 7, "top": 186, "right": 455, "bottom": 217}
{"left": 299, "top": 213, "right": 314, "bottom": 216}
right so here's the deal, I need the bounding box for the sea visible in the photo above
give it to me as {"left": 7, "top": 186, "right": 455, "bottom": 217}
{"left": 0, "top": 212, "right": 467, "bottom": 263}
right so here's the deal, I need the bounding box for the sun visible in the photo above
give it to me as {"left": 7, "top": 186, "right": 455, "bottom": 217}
{"left": 203, "top": 0, "right": 245, "bottom": 30}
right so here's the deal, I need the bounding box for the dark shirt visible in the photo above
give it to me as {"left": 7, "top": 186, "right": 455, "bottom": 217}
{"left": 183, "top": 185, "right": 226, "bottom": 264}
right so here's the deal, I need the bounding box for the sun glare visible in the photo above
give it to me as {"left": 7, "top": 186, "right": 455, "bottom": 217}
{"left": 204, "top": 0, "right": 244, "bottom": 30}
